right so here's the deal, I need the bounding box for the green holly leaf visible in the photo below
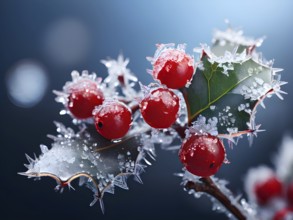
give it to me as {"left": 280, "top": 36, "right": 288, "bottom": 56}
{"left": 185, "top": 49, "right": 284, "bottom": 136}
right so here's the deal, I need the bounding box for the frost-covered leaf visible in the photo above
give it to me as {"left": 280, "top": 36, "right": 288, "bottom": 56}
{"left": 186, "top": 47, "right": 284, "bottom": 136}
{"left": 211, "top": 28, "right": 264, "bottom": 56}
{"left": 20, "top": 122, "right": 154, "bottom": 205}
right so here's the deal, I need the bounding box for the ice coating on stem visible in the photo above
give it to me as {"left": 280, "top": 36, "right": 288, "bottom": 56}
{"left": 180, "top": 170, "right": 257, "bottom": 219}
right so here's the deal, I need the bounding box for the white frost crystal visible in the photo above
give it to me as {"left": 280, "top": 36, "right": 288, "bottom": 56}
{"left": 188, "top": 115, "right": 219, "bottom": 136}
{"left": 212, "top": 28, "right": 264, "bottom": 48}
{"left": 101, "top": 54, "right": 139, "bottom": 99}
{"left": 275, "top": 135, "right": 293, "bottom": 183}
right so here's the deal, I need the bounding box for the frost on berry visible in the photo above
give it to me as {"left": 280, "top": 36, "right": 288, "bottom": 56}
{"left": 178, "top": 26, "right": 286, "bottom": 219}
{"left": 54, "top": 70, "right": 104, "bottom": 120}
{"left": 179, "top": 133, "right": 225, "bottom": 177}
{"left": 244, "top": 137, "right": 293, "bottom": 220}
{"left": 140, "top": 87, "right": 179, "bottom": 129}
{"left": 187, "top": 27, "right": 286, "bottom": 145}
{"left": 93, "top": 99, "right": 132, "bottom": 140}
{"left": 19, "top": 122, "right": 155, "bottom": 211}
{"left": 273, "top": 207, "right": 293, "bottom": 220}
{"left": 147, "top": 43, "right": 194, "bottom": 89}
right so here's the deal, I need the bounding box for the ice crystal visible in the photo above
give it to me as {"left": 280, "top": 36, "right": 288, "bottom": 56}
{"left": 212, "top": 28, "right": 264, "bottom": 48}
{"left": 101, "top": 54, "right": 138, "bottom": 99}
{"left": 53, "top": 70, "right": 102, "bottom": 122}
{"left": 188, "top": 115, "right": 218, "bottom": 137}
{"left": 146, "top": 43, "right": 194, "bottom": 87}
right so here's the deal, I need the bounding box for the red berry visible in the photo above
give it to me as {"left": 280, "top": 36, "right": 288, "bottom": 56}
{"left": 254, "top": 176, "right": 283, "bottom": 205}
{"left": 273, "top": 207, "right": 293, "bottom": 220}
{"left": 179, "top": 134, "right": 225, "bottom": 177}
{"left": 287, "top": 182, "right": 293, "bottom": 205}
{"left": 67, "top": 80, "right": 104, "bottom": 119}
{"left": 140, "top": 88, "right": 179, "bottom": 129}
{"left": 152, "top": 48, "right": 194, "bottom": 89}
{"left": 93, "top": 101, "right": 132, "bottom": 140}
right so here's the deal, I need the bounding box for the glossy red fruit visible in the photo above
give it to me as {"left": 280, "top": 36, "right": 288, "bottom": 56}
{"left": 67, "top": 80, "right": 104, "bottom": 119}
{"left": 286, "top": 182, "right": 293, "bottom": 205}
{"left": 179, "top": 134, "right": 225, "bottom": 177}
{"left": 273, "top": 207, "right": 293, "bottom": 220}
{"left": 93, "top": 101, "right": 132, "bottom": 140}
{"left": 254, "top": 176, "right": 283, "bottom": 205}
{"left": 140, "top": 88, "right": 179, "bottom": 129}
{"left": 152, "top": 48, "right": 194, "bottom": 89}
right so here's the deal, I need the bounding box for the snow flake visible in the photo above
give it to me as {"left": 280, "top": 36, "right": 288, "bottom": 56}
{"left": 101, "top": 54, "right": 138, "bottom": 99}
{"left": 188, "top": 115, "right": 218, "bottom": 137}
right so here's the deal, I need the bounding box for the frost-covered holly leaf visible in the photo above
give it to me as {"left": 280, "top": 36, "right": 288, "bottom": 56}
{"left": 186, "top": 29, "right": 285, "bottom": 137}
{"left": 211, "top": 28, "right": 264, "bottom": 56}
{"left": 20, "top": 122, "right": 155, "bottom": 209}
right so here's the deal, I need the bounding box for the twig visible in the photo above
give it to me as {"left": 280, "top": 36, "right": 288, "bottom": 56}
{"left": 185, "top": 177, "right": 246, "bottom": 220}
{"left": 172, "top": 122, "right": 187, "bottom": 139}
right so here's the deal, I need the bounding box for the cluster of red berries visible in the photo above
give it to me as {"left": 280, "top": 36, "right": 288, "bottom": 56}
{"left": 252, "top": 175, "right": 293, "bottom": 220}
{"left": 64, "top": 46, "right": 225, "bottom": 177}
{"left": 64, "top": 45, "right": 195, "bottom": 141}
{"left": 64, "top": 46, "right": 225, "bottom": 178}
{"left": 140, "top": 45, "right": 195, "bottom": 128}
{"left": 66, "top": 78, "right": 132, "bottom": 140}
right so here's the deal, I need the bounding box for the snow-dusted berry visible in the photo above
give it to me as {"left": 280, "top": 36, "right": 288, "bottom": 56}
{"left": 67, "top": 80, "right": 104, "bottom": 119}
{"left": 179, "top": 133, "right": 225, "bottom": 177}
{"left": 140, "top": 88, "right": 179, "bottom": 129}
{"left": 93, "top": 100, "right": 132, "bottom": 140}
{"left": 254, "top": 176, "right": 283, "bottom": 205}
{"left": 151, "top": 45, "right": 194, "bottom": 89}
{"left": 286, "top": 182, "right": 293, "bottom": 205}
{"left": 273, "top": 207, "right": 293, "bottom": 220}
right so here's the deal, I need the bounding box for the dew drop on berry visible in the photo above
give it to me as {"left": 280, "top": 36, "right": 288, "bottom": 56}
{"left": 67, "top": 80, "right": 104, "bottom": 119}
{"left": 152, "top": 48, "right": 194, "bottom": 89}
{"left": 140, "top": 88, "right": 179, "bottom": 129}
{"left": 93, "top": 100, "right": 132, "bottom": 140}
{"left": 179, "top": 134, "right": 225, "bottom": 177}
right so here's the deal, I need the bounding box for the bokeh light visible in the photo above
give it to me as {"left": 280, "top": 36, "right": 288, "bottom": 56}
{"left": 43, "top": 18, "right": 91, "bottom": 66}
{"left": 6, "top": 60, "right": 49, "bottom": 108}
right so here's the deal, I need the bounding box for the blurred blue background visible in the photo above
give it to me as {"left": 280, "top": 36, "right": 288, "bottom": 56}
{"left": 1, "top": 0, "right": 293, "bottom": 219}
